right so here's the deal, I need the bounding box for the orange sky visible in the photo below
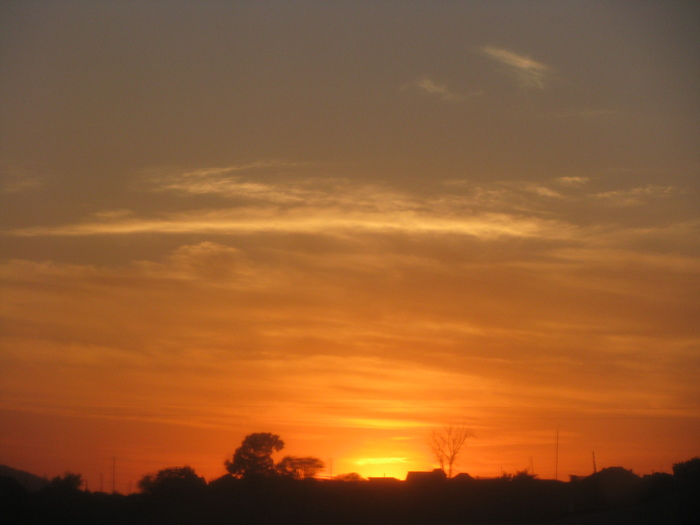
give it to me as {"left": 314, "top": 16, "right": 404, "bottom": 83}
{"left": 1, "top": 1, "right": 699, "bottom": 491}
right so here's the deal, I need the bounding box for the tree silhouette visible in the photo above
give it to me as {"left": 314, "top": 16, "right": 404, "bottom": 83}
{"left": 512, "top": 469, "right": 538, "bottom": 482}
{"left": 276, "top": 456, "right": 325, "bottom": 479}
{"left": 672, "top": 456, "right": 700, "bottom": 482}
{"left": 429, "top": 424, "right": 473, "bottom": 478}
{"left": 138, "top": 465, "right": 206, "bottom": 496}
{"left": 225, "top": 432, "right": 285, "bottom": 479}
{"left": 333, "top": 472, "right": 365, "bottom": 482}
{"left": 46, "top": 472, "right": 83, "bottom": 493}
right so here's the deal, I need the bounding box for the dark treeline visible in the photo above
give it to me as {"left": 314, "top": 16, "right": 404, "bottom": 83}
{"left": 2, "top": 435, "right": 699, "bottom": 525}
{"left": 2, "top": 461, "right": 699, "bottom": 524}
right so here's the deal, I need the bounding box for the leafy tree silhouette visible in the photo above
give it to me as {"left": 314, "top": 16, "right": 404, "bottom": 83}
{"left": 45, "top": 472, "right": 83, "bottom": 493}
{"left": 225, "top": 432, "right": 285, "bottom": 479}
{"left": 137, "top": 465, "right": 206, "bottom": 496}
{"left": 276, "top": 456, "right": 325, "bottom": 479}
{"left": 672, "top": 456, "right": 700, "bottom": 483}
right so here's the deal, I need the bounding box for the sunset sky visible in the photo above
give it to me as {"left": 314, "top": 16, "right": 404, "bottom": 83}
{"left": 1, "top": 1, "right": 699, "bottom": 491}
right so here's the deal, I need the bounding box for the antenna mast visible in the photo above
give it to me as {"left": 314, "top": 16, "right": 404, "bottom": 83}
{"left": 554, "top": 429, "right": 559, "bottom": 481}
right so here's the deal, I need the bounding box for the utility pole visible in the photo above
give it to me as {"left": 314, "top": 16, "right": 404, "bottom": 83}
{"left": 592, "top": 451, "right": 597, "bottom": 474}
{"left": 554, "top": 430, "right": 559, "bottom": 481}
{"left": 112, "top": 457, "right": 116, "bottom": 494}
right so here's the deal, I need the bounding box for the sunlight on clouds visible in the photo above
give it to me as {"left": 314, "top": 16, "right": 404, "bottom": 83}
{"left": 149, "top": 169, "right": 421, "bottom": 214}
{"left": 137, "top": 241, "right": 254, "bottom": 283}
{"left": 594, "top": 184, "right": 678, "bottom": 205}
{"left": 481, "top": 46, "right": 550, "bottom": 89}
{"left": 555, "top": 176, "right": 590, "bottom": 186}
{"left": 1, "top": 177, "right": 697, "bottom": 483}
{"left": 10, "top": 172, "right": 584, "bottom": 242}
{"left": 156, "top": 175, "right": 313, "bottom": 204}
{"left": 10, "top": 207, "right": 572, "bottom": 240}
{"left": 145, "top": 161, "right": 307, "bottom": 183}
{"left": 2, "top": 231, "right": 698, "bottom": 480}
{"left": 406, "top": 77, "right": 481, "bottom": 103}
{"left": 9, "top": 174, "right": 689, "bottom": 249}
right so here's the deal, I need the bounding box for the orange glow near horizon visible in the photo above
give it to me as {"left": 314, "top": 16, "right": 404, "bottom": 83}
{"left": 1, "top": 1, "right": 699, "bottom": 495}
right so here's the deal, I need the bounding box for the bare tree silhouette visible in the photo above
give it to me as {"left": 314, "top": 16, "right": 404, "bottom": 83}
{"left": 429, "top": 424, "right": 473, "bottom": 478}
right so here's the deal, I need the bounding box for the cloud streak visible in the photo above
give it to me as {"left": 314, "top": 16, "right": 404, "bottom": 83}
{"left": 11, "top": 173, "right": 581, "bottom": 241}
{"left": 594, "top": 184, "right": 679, "bottom": 205}
{"left": 6, "top": 173, "right": 688, "bottom": 249}
{"left": 407, "top": 78, "right": 481, "bottom": 103}
{"left": 481, "top": 46, "right": 550, "bottom": 88}
{"left": 0, "top": 163, "right": 43, "bottom": 194}
{"left": 9, "top": 207, "right": 574, "bottom": 244}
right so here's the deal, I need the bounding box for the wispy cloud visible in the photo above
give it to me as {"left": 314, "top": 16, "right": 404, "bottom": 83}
{"left": 157, "top": 161, "right": 305, "bottom": 178}
{"left": 0, "top": 164, "right": 43, "bottom": 194}
{"left": 407, "top": 77, "right": 481, "bottom": 103}
{"left": 144, "top": 164, "right": 421, "bottom": 214}
{"left": 144, "top": 161, "right": 312, "bottom": 202}
{"left": 8, "top": 171, "right": 585, "bottom": 241}
{"left": 8, "top": 207, "right": 570, "bottom": 241}
{"left": 6, "top": 173, "right": 688, "bottom": 244}
{"left": 555, "top": 176, "right": 590, "bottom": 187}
{"left": 481, "top": 46, "right": 550, "bottom": 89}
{"left": 594, "top": 184, "right": 679, "bottom": 206}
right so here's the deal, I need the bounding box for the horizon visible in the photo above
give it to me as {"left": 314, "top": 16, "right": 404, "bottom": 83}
{"left": 1, "top": 428, "right": 694, "bottom": 494}
{"left": 4, "top": 451, "right": 696, "bottom": 495}
{"left": 1, "top": 1, "right": 699, "bottom": 496}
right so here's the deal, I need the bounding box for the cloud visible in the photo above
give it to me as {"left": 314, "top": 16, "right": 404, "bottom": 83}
{"left": 143, "top": 161, "right": 314, "bottom": 202}
{"left": 8, "top": 172, "right": 585, "bottom": 240}
{"left": 3, "top": 202, "right": 698, "bottom": 481}
{"left": 9, "top": 205, "right": 572, "bottom": 242}
{"left": 407, "top": 78, "right": 481, "bottom": 103}
{"left": 555, "top": 176, "right": 590, "bottom": 187}
{"left": 594, "top": 184, "right": 678, "bottom": 206}
{"left": 0, "top": 164, "right": 43, "bottom": 194}
{"left": 146, "top": 165, "right": 423, "bottom": 214}
{"left": 2, "top": 239, "right": 696, "bottom": 422}
{"left": 157, "top": 161, "right": 306, "bottom": 179}
{"left": 6, "top": 173, "right": 694, "bottom": 269}
{"left": 481, "top": 46, "right": 550, "bottom": 89}
{"left": 6, "top": 172, "right": 690, "bottom": 251}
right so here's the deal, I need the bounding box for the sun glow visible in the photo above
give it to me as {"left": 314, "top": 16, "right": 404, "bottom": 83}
{"left": 354, "top": 458, "right": 412, "bottom": 480}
